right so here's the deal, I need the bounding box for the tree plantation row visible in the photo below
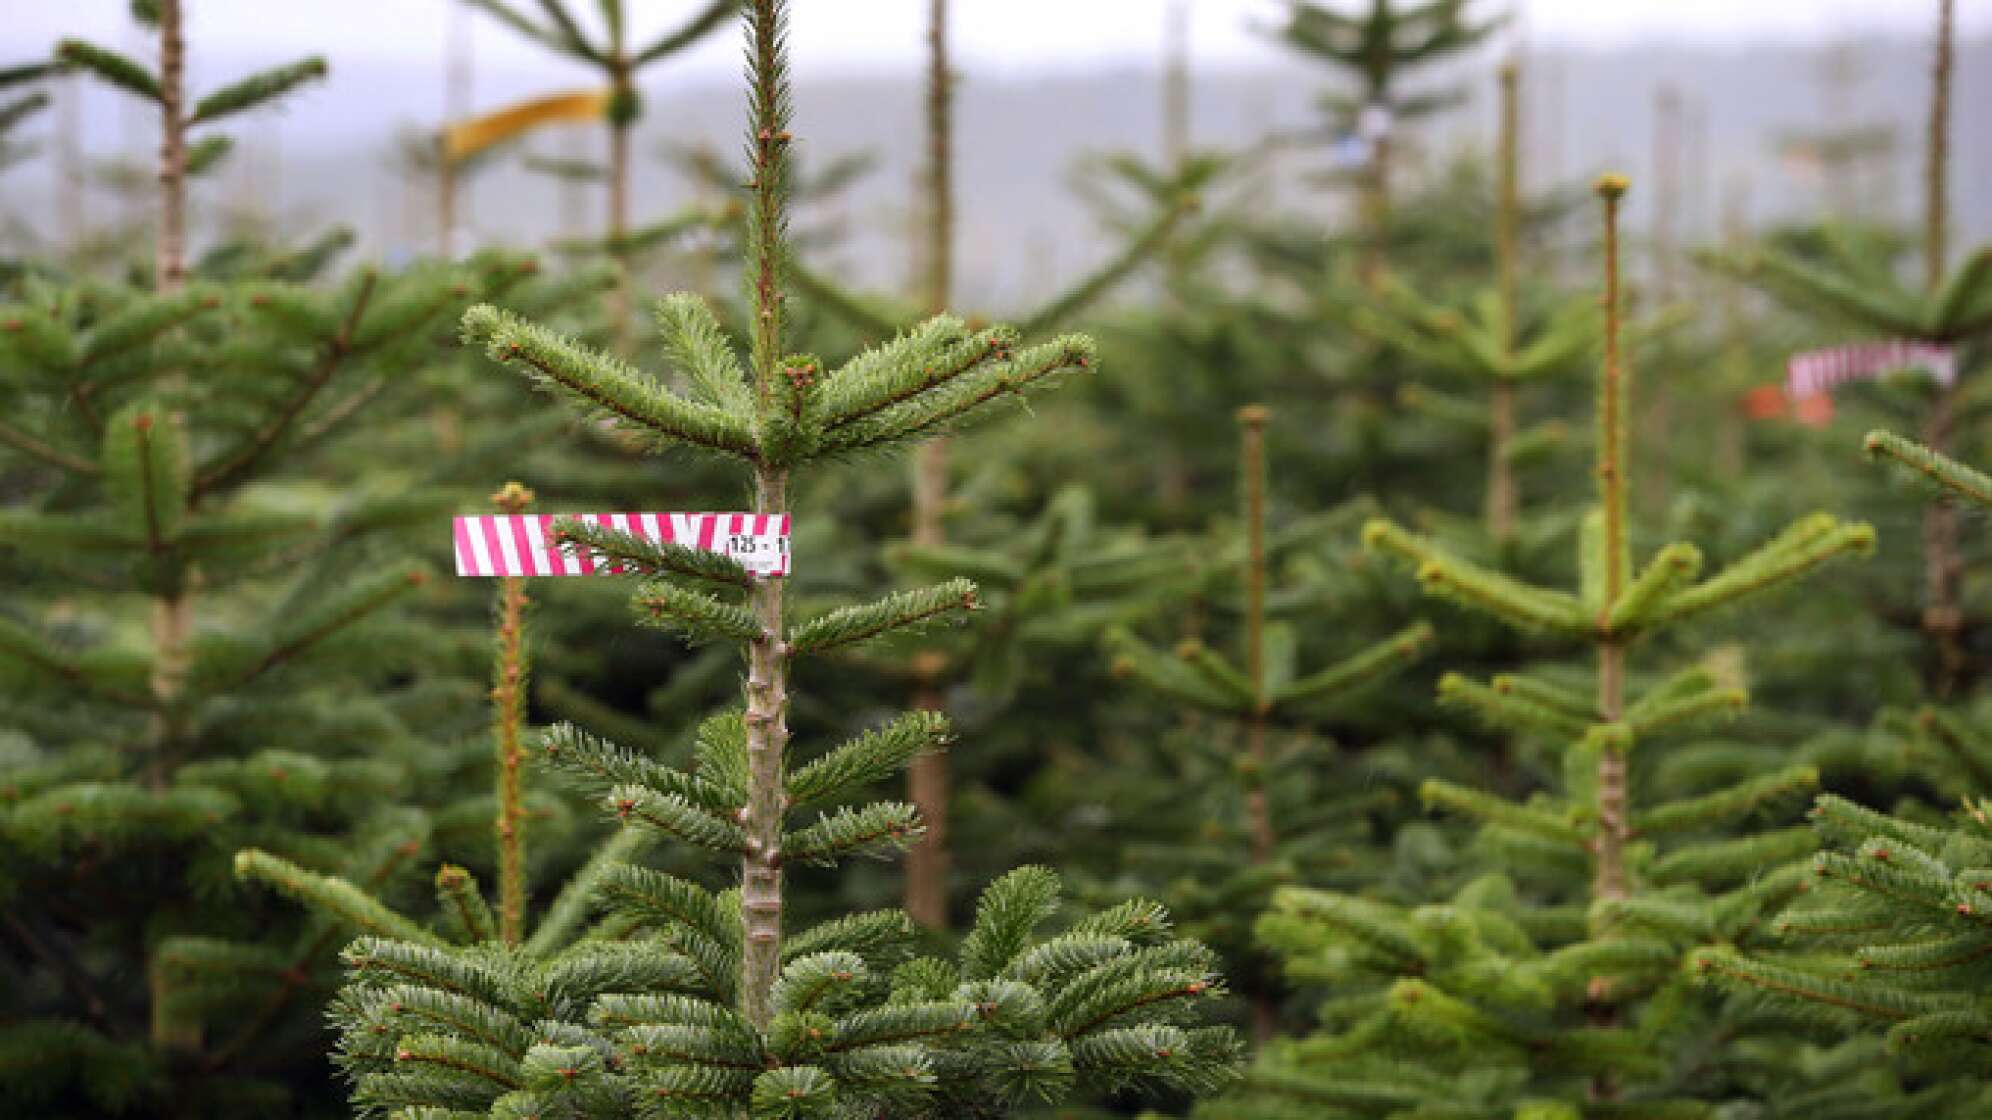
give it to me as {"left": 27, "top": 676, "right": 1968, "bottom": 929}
{"left": 3, "top": 1, "right": 1991, "bottom": 1118}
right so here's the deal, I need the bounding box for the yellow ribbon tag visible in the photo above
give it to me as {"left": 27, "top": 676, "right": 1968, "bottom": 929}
{"left": 442, "top": 89, "right": 612, "bottom": 162}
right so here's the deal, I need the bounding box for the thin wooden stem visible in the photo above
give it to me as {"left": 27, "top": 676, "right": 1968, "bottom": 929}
{"left": 1926, "top": 0, "right": 1952, "bottom": 295}
{"left": 1495, "top": 65, "right": 1520, "bottom": 353}
{"left": 156, "top": 0, "right": 187, "bottom": 294}
{"left": 923, "top": 0, "right": 953, "bottom": 318}
{"left": 491, "top": 484, "right": 533, "bottom": 946}
{"left": 1597, "top": 177, "right": 1630, "bottom": 613}
{"left": 1163, "top": 1, "right": 1190, "bottom": 171}
{"left": 741, "top": 467, "right": 788, "bottom": 1031}
{"left": 1488, "top": 62, "right": 1521, "bottom": 542}
{"left": 1644, "top": 85, "right": 1681, "bottom": 517}
{"left": 1238, "top": 405, "right": 1274, "bottom": 865}
{"left": 0, "top": 419, "right": 101, "bottom": 475}
{"left": 904, "top": 683, "right": 950, "bottom": 928}
{"left": 440, "top": 1, "right": 471, "bottom": 258}
{"left": 905, "top": 0, "right": 956, "bottom": 930}
{"left": 1588, "top": 175, "right": 1634, "bottom": 1102}
{"left": 607, "top": 64, "right": 634, "bottom": 355}
{"left": 740, "top": 0, "right": 790, "bottom": 1031}
{"left": 438, "top": 144, "right": 457, "bottom": 258}
{"left": 1241, "top": 403, "right": 1278, "bottom": 1043}
{"left": 1593, "top": 645, "right": 1628, "bottom": 904}
{"left": 144, "top": 0, "right": 194, "bottom": 803}
{"left": 1921, "top": 0, "right": 1963, "bottom": 692}
{"left": 1361, "top": 133, "right": 1391, "bottom": 288}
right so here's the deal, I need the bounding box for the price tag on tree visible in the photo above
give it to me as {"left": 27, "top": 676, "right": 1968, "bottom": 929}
{"left": 1787, "top": 340, "right": 1956, "bottom": 399}
{"left": 453, "top": 513, "right": 791, "bottom": 578}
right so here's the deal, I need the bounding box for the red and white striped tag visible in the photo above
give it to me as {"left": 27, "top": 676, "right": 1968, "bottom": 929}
{"left": 453, "top": 513, "right": 791, "bottom": 578}
{"left": 1787, "top": 340, "right": 1956, "bottom": 399}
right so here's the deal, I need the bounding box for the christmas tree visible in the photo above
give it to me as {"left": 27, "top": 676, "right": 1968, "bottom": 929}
{"left": 457, "top": 0, "right": 736, "bottom": 348}
{"left": 768, "top": 0, "right": 1201, "bottom": 932}
{"left": 1340, "top": 63, "right": 1591, "bottom": 548}
{"left": 11, "top": 1, "right": 1992, "bottom": 1116}
{"left": 1267, "top": 0, "right": 1501, "bottom": 282}
{"left": 1686, "top": 432, "right": 1992, "bottom": 1113}
{"left": 238, "top": 3, "right": 1242, "bottom": 1114}
{"left": 0, "top": 3, "right": 552, "bottom": 1113}
{"left": 876, "top": 480, "right": 1196, "bottom": 917}
{"left": 1207, "top": 175, "right": 1878, "bottom": 1117}
{"left": 1671, "top": 15, "right": 1992, "bottom": 1093}
{"left": 1717, "top": 0, "right": 1988, "bottom": 696}
{"left": 1102, "top": 405, "right": 1433, "bottom": 1043}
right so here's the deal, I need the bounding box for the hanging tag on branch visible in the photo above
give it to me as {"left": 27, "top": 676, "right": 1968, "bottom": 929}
{"left": 1786, "top": 340, "right": 1957, "bottom": 399}
{"left": 453, "top": 513, "right": 791, "bottom": 578}
{"left": 442, "top": 89, "right": 612, "bottom": 163}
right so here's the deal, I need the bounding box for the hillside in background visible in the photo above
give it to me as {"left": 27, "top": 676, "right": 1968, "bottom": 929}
{"left": 5, "top": 36, "right": 1989, "bottom": 309}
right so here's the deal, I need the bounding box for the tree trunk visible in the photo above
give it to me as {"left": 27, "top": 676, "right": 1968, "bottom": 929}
{"left": 1360, "top": 132, "right": 1390, "bottom": 288}
{"left": 1587, "top": 174, "right": 1632, "bottom": 1104}
{"left": 437, "top": 145, "right": 457, "bottom": 258}
{"left": 491, "top": 483, "right": 533, "bottom": 945}
{"left": 1239, "top": 405, "right": 1275, "bottom": 863}
{"left": 607, "top": 65, "right": 634, "bottom": 354}
{"left": 1922, "top": 0, "right": 1963, "bottom": 694}
{"left": 148, "top": 0, "right": 194, "bottom": 779}
{"left": 156, "top": 0, "right": 187, "bottom": 295}
{"left": 1488, "top": 63, "right": 1520, "bottom": 543}
{"left": 1486, "top": 382, "right": 1517, "bottom": 542}
{"left": 147, "top": 1, "right": 199, "bottom": 1055}
{"left": 904, "top": 0, "right": 956, "bottom": 930}
{"left": 1643, "top": 85, "right": 1681, "bottom": 520}
{"left": 740, "top": 465, "right": 790, "bottom": 1029}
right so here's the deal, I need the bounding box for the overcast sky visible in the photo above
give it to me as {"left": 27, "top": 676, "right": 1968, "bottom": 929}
{"left": 7, "top": 2, "right": 1986, "bottom": 282}
{"left": 6, "top": 1, "right": 1984, "bottom": 82}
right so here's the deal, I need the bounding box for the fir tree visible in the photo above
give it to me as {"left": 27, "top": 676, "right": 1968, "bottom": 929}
{"left": 1207, "top": 176, "right": 1878, "bottom": 1118}
{"left": 766, "top": 0, "right": 1201, "bottom": 931}
{"left": 1266, "top": 0, "right": 1500, "bottom": 282}
{"left": 55, "top": 0, "right": 327, "bottom": 293}
{"left": 0, "top": 5, "right": 560, "bottom": 1112}
{"left": 1340, "top": 62, "right": 1591, "bottom": 547}
{"left": 1061, "top": 145, "right": 1317, "bottom": 532}
{"left": 859, "top": 480, "right": 1203, "bottom": 940}
{"left": 243, "top": 3, "right": 1240, "bottom": 1114}
{"left": 239, "top": 502, "right": 672, "bottom": 1109}
{"left": 894, "top": 0, "right": 1204, "bottom": 933}
{"left": 457, "top": 0, "right": 733, "bottom": 247}
{"left": 1720, "top": 0, "right": 1989, "bottom": 694}
{"left": 1657, "top": 12, "right": 1990, "bottom": 1063}
{"left": 1689, "top": 434, "right": 1992, "bottom": 1114}
{"left": 1103, "top": 404, "right": 1433, "bottom": 1043}
{"left": 458, "top": 0, "right": 737, "bottom": 347}
{"left": 1774, "top": 44, "right": 1900, "bottom": 225}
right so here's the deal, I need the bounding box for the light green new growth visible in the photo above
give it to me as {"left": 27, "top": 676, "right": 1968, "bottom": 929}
{"left": 1864, "top": 429, "right": 1992, "bottom": 509}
